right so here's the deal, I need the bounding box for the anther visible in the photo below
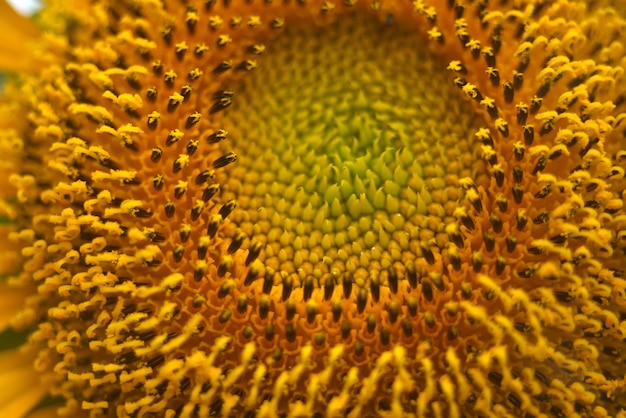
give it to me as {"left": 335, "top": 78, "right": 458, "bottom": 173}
{"left": 286, "top": 300, "right": 297, "bottom": 321}
{"left": 406, "top": 262, "right": 418, "bottom": 288}
{"left": 214, "top": 60, "right": 233, "bottom": 73}
{"left": 202, "top": 183, "right": 220, "bottom": 202}
{"left": 271, "top": 17, "right": 285, "bottom": 29}
{"left": 285, "top": 323, "right": 296, "bottom": 343}
{"left": 523, "top": 125, "right": 534, "bottom": 145}
{"left": 164, "top": 70, "right": 177, "bottom": 87}
{"left": 503, "top": 81, "right": 514, "bottom": 103}
{"left": 387, "top": 302, "right": 400, "bottom": 324}
{"left": 152, "top": 175, "right": 164, "bottom": 191}
{"left": 449, "top": 247, "right": 461, "bottom": 271}
{"left": 191, "top": 200, "right": 205, "bottom": 221}
{"left": 379, "top": 328, "right": 390, "bottom": 346}
{"left": 152, "top": 61, "right": 164, "bottom": 75}
{"left": 147, "top": 87, "right": 158, "bottom": 102}
{"left": 424, "top": 312, "right": 436, "bottom": 328}
{"left": 370, "top": 275, "right": 380, "bottom": 302}
{"left": 303, "top": 276, "right": 314, "bottom": 301}
{"left": 213, "top": 152, "right": 237, "bottom": 168}
{"left": 263, "top": 324, "right": 275, "bottom": 341}
{"left": 218, "top": 199, "right": 237, "bottom": 219}
{"left": 495, "top": 255, "right": 506, "bottom": 275}
{"left": 210, "top": 97, "right": 232, "bottom": 114}
{"left": 197, "top": 236, "right": 210, "bottom": 260}
{"left": 323, "top": 279, "right": 334, "bottom": 301}
{"left": 471, "top": 252, "right": 483, "bottom": 272}
{"left": 513, "top": 72, "right": 524, "bottom": 89}
{"left": 188, "top": 68, "right": 202, "bottom": 82}
{"left": 151, "top": 147, "right": 163, "bottom": 162}
{"left": 181, "top": 84, "right": 192, "bottom": 101}
{"left": 237, "top": 295, "right": 247, "bottom": 314}
{"left": 174, "top": 181, "right": 188, "bottom": 199}
{"left": 341, "top": 320, "right": 351, "bottom": 339}
{"left": 173, "top": 155, "right": 187, "bottom": 173}
{"left": 227, "top": 230, "right": 246, "bottom": 254}
{"left": 259, "top": 295, "right": 270, "bottom": 320}
{"left": 483, "top": 232, "right": 495, "bottom": 252}
{"left": 431, "top": 273, "right": 444, "bottom": 291}
{"left": 461, "top": 283, "right": 472, "bottom": 299}
{"left": 496, "top": 119, "right": 509, "bottom": 137}
{"left": 420, "top": 243, "right": 435, "bottom": 265}
{"left": 495, "top": 194, "right": 508, "bottom": 212}
{"left": 185, "top": 11, "right": 198, "bottom": 33}
{"left": 366, "top": 315, "right": 377, "bottom": 334}
{"left": 194, "top": 43, "right": 209, "bottom": 57}
{"left": 459, "top": 211, "right": 475, "bottom": 230}
{"left": 194, "top": 262, "right": 207, "bottom": 282}
{"left": 179, "top": 224, "right": 191, "bottom": 243}
{"left": 532, "top": 212, "right": 549, "bottom": 224}
{"left": 487, "top": 67, "right": 500, "bottom": 86}
{"left": 530, "top": 96, "right": 542, "bottom": 113}
{"left": 512, "top": 184, "right": 524, "bottom": 204}
{"left": 489, "top": 213, "right": 502, "bottom": 233}
{"left": 422, "top": 280, "right": 433, "bottom": 302}
{"left": 516, "top": 210, "right": 528, "bottom": 230}
{"left": 195, "top": 169, "right": 214, "bottom": 185}
{"left": 218, "top": 280, "right": 234, "bottom": 299}
{"left": 393, "top": 320, "right": 410, "bottom": 341}
{"left": 306, "top": 301, "right": 318, "bottom": 324}
{"left": 147, "top": 112, "right": 160, "bottom": 129}
{"left": 331, "top": 301, "right": 342, "bottom": 323}
{"left": 237, "top": 60, "right": 257, "bottom": 71}
{"left": 492, "top": 165, "right": 504, "bottom": 187}
{"left": 207, "top": 129, "right": 229, "bottom": 143}
{"left": 167, "top": 93, "right": 183, "bottom": 112}
{"left": 407, "top": 297, "right": 418, "bottom": 317}
{"left": 532, "top": 155, "right": 547, "bottom": 175}
{"left": 244, "top": 264, "right": 260, "bottom": 286}
{"left": 516, "top": 103, "right": 528, "bottom": 125}
{"left": 173, "top": 244, "right": 184, "bottom": 263}
{"left": 534, "top": 184, "right": 552, "bottom": 199}
{"left": 185, "top": 139, "right": 198, "bottom": 157}
{"left": 185, "top": 112, "right": 201, "bottom": 129}
{"left": 164, "top": 201, "right": 175, "bottom": 218}
{"left": 513, "top": 165, "right": 524, "bottom": 184}
{"left": 242, "top": 326, "right": 253, "bottom": 339}
{"left": 206, "top": 214, "right": 222, "bottom": 238}
{"left": 356, "top": 288, "right": 368, "bottom": 314}
{"left": 282, "top": 275, "right": 293, "bottom": 301}
{"left": 505, "top": 235, "right": 517, "bottom": 252}
{"left": 262, "top": 271, "right": 273, "bottom": 294}
{"left": 245, "top": 241, "right": 263, "bottom": 266}
{"left": 519, "top": 267, "right": 536, "bottom": 279}
{"left": 482, "top": 47, "right": 495, "bottom": 67}
{"left": 513, "top": 143, "right": 525, "bottom": 161}
{"left": 387, "top": 267, "right": 398, "bottom": 294}
{"left": 447, "top": 325, "right": 459, "bottom": 341}
{"left": 342, "top": 275, "right": 353, "bottom": 298}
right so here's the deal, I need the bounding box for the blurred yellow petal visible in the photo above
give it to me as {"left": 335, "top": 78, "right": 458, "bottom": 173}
{"left": 0, "top": 0, "right": 40, "bottom": 71}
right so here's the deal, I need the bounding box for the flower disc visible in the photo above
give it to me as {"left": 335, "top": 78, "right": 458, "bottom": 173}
{"left": 0, "top": 1, "right": 626, "bottom": 418}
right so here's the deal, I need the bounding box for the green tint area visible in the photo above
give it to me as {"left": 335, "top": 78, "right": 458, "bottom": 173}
{"left": 217, "top": 12, "right": 483, "bottom": 280}
{"left": 0, "top": 327, "right": 30, "bottom": 350}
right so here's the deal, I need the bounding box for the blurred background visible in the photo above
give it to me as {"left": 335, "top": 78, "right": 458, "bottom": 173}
{"left": 7, "top": 0, "right": 40, "bottom": 15}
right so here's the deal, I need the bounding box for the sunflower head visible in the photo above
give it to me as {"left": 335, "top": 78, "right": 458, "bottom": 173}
{"left": 1, "top": 0, "right": 626, "bottom": 417}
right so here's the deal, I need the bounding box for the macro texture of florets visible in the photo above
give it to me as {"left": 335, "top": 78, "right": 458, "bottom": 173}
{"left": 1, "top": 0, "right": 626, "bottom": 417}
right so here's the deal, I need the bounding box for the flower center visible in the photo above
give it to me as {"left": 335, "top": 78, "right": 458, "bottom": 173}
{"left": 218, "top": 13, "right": 484, "bottom": 290}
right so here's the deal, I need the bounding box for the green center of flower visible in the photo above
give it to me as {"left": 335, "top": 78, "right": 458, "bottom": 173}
{"left": 218, "top": 13, "right": 482, "bottom": 285}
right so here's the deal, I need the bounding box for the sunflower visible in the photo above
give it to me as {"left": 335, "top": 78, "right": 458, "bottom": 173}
{"left": 1, "top": 0, "right": 626, "bottom": 416}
